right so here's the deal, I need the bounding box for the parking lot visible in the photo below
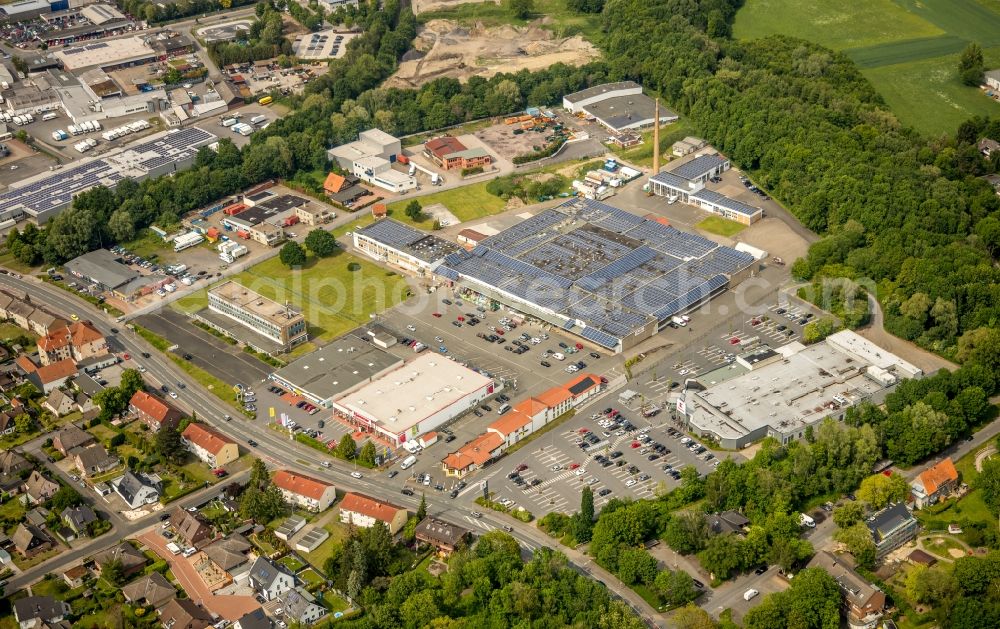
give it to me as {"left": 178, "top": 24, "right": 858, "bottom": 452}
{"left": 468, "top": 405, "right": 723, "bottom": 517}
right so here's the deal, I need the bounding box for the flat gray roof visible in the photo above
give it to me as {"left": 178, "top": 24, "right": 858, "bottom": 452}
{"left": 564, "top": 81, "right": 641, "bottom": 104}
{"left": 270, "top": 335, "right": 402, "bottom": 403}
{"left": 670, "top": 153, "right": 728, "bottom": 181}
{"left": 65, "top": 249, "right": 138, "bottom": 289}
{"left": 584, "top": 94, "right": 676, "bottom": 131}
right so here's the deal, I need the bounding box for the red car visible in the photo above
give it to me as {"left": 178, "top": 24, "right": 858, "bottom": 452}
{"left": 575, "top": 343, "right": 583, "bottom": 350}
{"left": 630, "top": 441, "right": 641, "bottom": 449}
{"left": 729, "top": 338, "right": 740, "bottom": 345}
{"left": 457, "top": 316, "right": 465, "bottom": 321}
{"left": 212, "top": 468, "right": 227, "bottom": 477}
{"left": 122, "top": 353, "right": 131, "bottom": 360}
{"left": 578, "top": 427, "right": 589, "bottom": 434}
{"left": 516, "top": 463, "right": 528, "bottom": 472}
{"left": 495, "top": 328, "right": 505, "bottom": 335}
{"left": 432, "top": 312, "right": 442, "bottom": 318}
{"left": 569, "top": 463, "right": 580, "bottom": 470}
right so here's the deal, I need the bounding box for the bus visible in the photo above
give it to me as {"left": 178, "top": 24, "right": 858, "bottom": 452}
{"left": 258, "top": 96, "right": 273, "bottom": 105}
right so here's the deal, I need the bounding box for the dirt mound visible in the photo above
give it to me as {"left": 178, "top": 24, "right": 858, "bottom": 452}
{"left": 413, "top": 0, "right": 499, "bottom": 15}
{"left": 386, "top": 19, "right": 600, "bottom": 89}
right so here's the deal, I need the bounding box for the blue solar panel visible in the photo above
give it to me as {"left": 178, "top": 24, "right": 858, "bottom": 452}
{"left": 580, "top": 326, "right": 619, "bottom": 349}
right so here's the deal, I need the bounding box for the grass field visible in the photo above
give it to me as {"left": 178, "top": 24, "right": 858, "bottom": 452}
{"left": 735, "top": 0, "right": 1000, "bottom": 136}
{"left": 386, "top": 181, "right": 507, "bottom": 229}
{"left": 733, "top": 0, "right": 943, "bottom": 50}
{"left": 175, "top": 250, "right": 410, "bottom": 344}
{"left": 420, "top": 0, "right": 604, "bottom": 41}
{"left": 696, "top": 216, "right": 746, "bottom": 238}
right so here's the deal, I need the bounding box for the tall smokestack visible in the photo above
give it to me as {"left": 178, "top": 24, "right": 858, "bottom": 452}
{"left": 652, "top": 98, "right": 661, "bottom": 175}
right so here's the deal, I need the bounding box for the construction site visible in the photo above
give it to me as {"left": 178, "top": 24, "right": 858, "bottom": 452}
{"left": 473, "top": 110, "right": 575, "bottom": 161}
{"left": 386, "top": 20, "right": 599, "bottom": 89}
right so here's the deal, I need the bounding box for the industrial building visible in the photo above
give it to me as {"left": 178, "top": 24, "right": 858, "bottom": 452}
{"left": 38, "top": 3, "right": 132, "bottom": 47}
{"left": 562, "top": 81, "right": 677, "bottom": 132}
{"left": 353, "top": 219, "right": 460, "bottom": 277}
{"left": 0, "top": 127, "right": 216, "bottom": 226}
{"left": 648, "top": 151, "right": 763, "bottom": 225}
{"left": 0, "top": 0, "right": 67, "bottom": 21}
{"left": 199, "top": 281, "right": 308, "bottom": 353}
{"left": 678, "top": 331, "right": 922, "bottom": 449}
{"left": 423, "top": 136, "right": 492, "bottom": 171}
{"left": 63, "top": 248, "right": 172, "bottom": 301}
{"left": 268, "top": 335, "right": 403, "bottom": 408}
{"left": 55, "top": 31, "right": 194, "bottom": 72}
{"left": 330, "top": 353, "right": 497, "bottom": 448}
{"left": 327, "top": 128, "right": 415, "bottom": 193}
{"left": 436, "top": 198, "right": 756, "bottom": 353}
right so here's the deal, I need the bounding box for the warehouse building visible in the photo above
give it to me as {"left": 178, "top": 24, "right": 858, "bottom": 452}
{"left": 199, "top": 281, "right": 308, "bottom": 353}
{"left": 562, "top": 81, "right": 677, "bottom": 132}
{"left": 327, "top": 129, "right": 415, "bottom": 193}
{"left": 353, "top": 219, "right": 460, "bottom": 277}
{"left": 0, "top": 127, "right": 215, "bottom": 226}
{"left": 55, "top": 31, "right": 194, "bottom": 72}
{"left": 269, "top": 335, "right": 403, "bottom": 408}
{"left": 648, "top": 151, "right": 763, "bottom": 225}
{"left": 436, "top": 198, "right": 756, "bottom": 353}
{"left": 330, "top": 353, "right": 497, "bottom": 448}
{"left": 0, "top": 0, "right": 62, "bottom": 21}
{"left": 678, "top": 331, "right": 922, "bottom": 449}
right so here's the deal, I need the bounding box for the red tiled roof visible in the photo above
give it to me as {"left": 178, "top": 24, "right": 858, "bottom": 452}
{"left": 488, "top": 410, "right": 532, "bottom": 437}
{"left": 37, "top": 328, "right": 70, "bottom": 352}
{"left": 272, "top": 470, "right": 333, "bottom": 501}
{"left": 15, "top": 355, "right": 38, "bottom": 374}
{"left": 371, "top": 203, "right": 387, "bottom": 217}
{"left": 34, "top": 358, "right": 77, "bottom": 384}
{"left": 425, "top": 136, "right": 466, "bottom": 158}
{"left": 324, "top": 172, "right": 346, "bottom": 194}
{"left": 457, "top": 228, "right": 487, "bottom": 242}
{"left": 917, "top": 458, "right": 958, "bottom": 495}
{"left": 536, "top": 373, "right": 601, "bottom": 407}
{"left": 130, "top": 391, "right": 176, "bottom": 424}
{"left": 443, "top": 432, "right": 503, "bottom": 470}
{"left": 181, "top": 423, "right": 235, "bottom": 456}
{"left": 339, "top": 492, "right": 406, "bottom": 523}
{"left": 68, "top": 321, "right": 104, "bottom": 347}
{"left": 515, "top": 397, "right": 548, "bottom": 418}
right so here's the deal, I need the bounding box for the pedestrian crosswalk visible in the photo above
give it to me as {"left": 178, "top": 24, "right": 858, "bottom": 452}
{"left": 461, "top": 515, "right": 539, "bottom": 550}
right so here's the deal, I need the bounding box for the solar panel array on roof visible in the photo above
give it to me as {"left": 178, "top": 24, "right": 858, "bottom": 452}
{"left": 0, "top": 128, "right": 215, "bottom": 221}
{"left": 435, "top": 198, "right": 753, "bottom": 349}
{"left": 670, "top": 153, "right": 727, "bottom": 181}
{"left": 691, "top": 188, "right": 761, "bottom": 217}
{"left": 358, "top": 219, "right": 425, "bottom": 248}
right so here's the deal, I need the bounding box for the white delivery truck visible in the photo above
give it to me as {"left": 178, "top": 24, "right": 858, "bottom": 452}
{"left": 41, "top": 111, "right": 58, "bottom": 121}
{"left": 400, "top": 455, "right": 417, "bottom": 470}
{"left": 250, "top": 114, "right": 266, "bottom": 125}
{"left": 671, "top": 316, "right": 687, "bottom": 327}
{"left": 799, "top": 513, "right": 815, "bottom": 528}
{"left": 221, "top": 118, "right": 238, "bottom": 127}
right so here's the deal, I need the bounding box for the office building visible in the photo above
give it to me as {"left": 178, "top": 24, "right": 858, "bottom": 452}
{"left": 200, "top": 281, "right": 307, "bottom": 353}
{"left": 353, "top": 218, "right": 460, "bottom": 276}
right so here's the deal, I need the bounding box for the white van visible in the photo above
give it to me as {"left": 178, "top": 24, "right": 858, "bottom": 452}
{"left": 743, "top": 589, "right": 759, "bottom": 601}
{"left": 552, "top": 352, "right": 565, "bottom": 361}
{"left": 400, "top": 455, "right": 417, "bottom": 470}
{"left": 497, "top": 403, "right": 511, "bottom": 415}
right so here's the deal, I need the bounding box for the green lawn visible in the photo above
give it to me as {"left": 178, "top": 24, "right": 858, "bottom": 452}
{"left": 179, "top": 460, "right": 220, "bottom": 485}
{"left": 696, "top": 216, "right": 746, "bottom": 238}
{"left": 87, "top": 423, "right": 120, "bottom": 444}
{"left": 299, "top": 567, "right": 324, "bottom": 587}
{"left": 921, "top": 535, "right": 967, "bottom": 559}
{"left": 279, "top": 554, "right": 306, "bottom": 573}
{"left": 0, "top": 322, "right": 31, "bottom": 343}
{"left": 734, "top": 0, "right": 943, "bottom": 51}
{"left": 0, "top": 250, "right": 40, "bottom": 275}
{"left": 323, "top": 590, "right": 350, "bottom": 612}
{"left": 608, "top": 119, "right": 695, "bottom": 169}
{"left": 302, "top": 522, "right": 349, "bottom": 570}
{"left": 173, "top": 250, "right": 410, "bottom": 344}
{"left": 915, "top": 446, "right": 998, "bottom": 547}
{"left": 386, "top": 181, "right": 507, "bottom": 229}
{"left": 119, "top": 229, "right": 176, "bottom": 262}
{"left": 734, "top": 0, "right": 1000, "bottom": 136}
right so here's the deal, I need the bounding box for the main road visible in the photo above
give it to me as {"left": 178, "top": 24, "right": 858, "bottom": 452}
{"left": 0, "top": 274, "right": 667, "bottom": 627}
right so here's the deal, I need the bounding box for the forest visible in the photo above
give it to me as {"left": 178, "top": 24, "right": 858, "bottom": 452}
{"left": 207, "top": 3, "right": 293, "bottom": 66}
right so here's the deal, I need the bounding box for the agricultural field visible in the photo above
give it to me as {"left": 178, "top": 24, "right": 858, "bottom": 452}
{"left": 734, "top": 0, "right": 1000, "bottom": 136}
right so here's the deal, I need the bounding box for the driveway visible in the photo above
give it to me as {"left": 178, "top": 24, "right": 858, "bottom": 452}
{"left": 138, "top": 530, "right": 260, "bottom": 620}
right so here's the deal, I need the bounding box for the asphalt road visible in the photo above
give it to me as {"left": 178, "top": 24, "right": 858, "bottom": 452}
{"left": 0, "top": 274, "right": 667, "bottom": 627}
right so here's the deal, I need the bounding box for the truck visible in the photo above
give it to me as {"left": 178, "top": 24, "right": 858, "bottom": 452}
{"left": 221, "top": 118, "right": 238, "bottom": 128}
{"left": 163, "top": 283, "right": 177, "bottom": 293}
{"left": 173, "top": 232, "right": 204, "bottom": 252}
{"left": 85, "top": 138, "right": 97, "bottom": 148}
{"left": 250, "top": 114, "right": 266, "bottom": 125}
{"left": 232, "top": 123, "right": 254, "bottom": 136}
{"left": 93, "top": 120, "right": 102, "bottom": 131}
{"left": 408, "top": 163, "right": 416, "bottom": 176}
{"left": 671, "top": 316, "right": 687, "bottom": 327}
{"left": 167, "top": 263, "right": 187, "bottom": 275}
{"left": 41, "top": 111, "right": 58, "bottom": 121}
{"left": 396, "top": 153, "right": 410, "bottom": 165}
{"left": 281, "top": 215, "right": 300, "bottom": 227}
{"left": 258, "top": 96, "right": 273, "bottom": 105}
{"left": 68, "top": 124, "right": 81, "bottom": 135}
{"left": 799, "top": 513, "right": 815, "bottom": 528}
{"left": 431, "top": 173, "right": 441, "bottom": 186}
{"left": 51, "top": 130, "right": 68, "bottom": 141}
{"left": 220, "top": 244, "right": 248, "bottom": 263}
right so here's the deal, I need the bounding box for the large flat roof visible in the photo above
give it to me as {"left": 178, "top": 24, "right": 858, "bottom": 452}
{"left": 56, "top": 36, "right": 153, "bottom": 70}
{"left": 583, "top": 94, "right": 676, "bottom": 131}
{"left": 357, "top": 219, "right": 460, "bottom": 263}
{"left": 564, "top": 81, "right": 641, "bottom": 104}
{"left": 691, "top": 335, "right": 907, "bottom": 440}
{"left": 271, "top": 335, "right": 403, "bottom": 402}
{"left": 65, "top": 249, "right": 138, "bottom": 289}
{"left": 208, "top": 281, "right": 303, "bottom": 326}
{"left": 333, "top": 354, "right": 493, "bottom": 435}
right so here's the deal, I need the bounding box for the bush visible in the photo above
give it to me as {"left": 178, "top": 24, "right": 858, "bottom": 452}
{"left": 461, "top": 166, "right": 484, "bottom": 176}
{"left": 512, "top": 509, "right": 534, "bottom": 522}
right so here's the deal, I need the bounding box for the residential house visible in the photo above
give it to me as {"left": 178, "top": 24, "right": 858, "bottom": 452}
{"left": 414, "top": 517, "right": 471, "bottom": 556}
{"left": 0, "top": 449, "right": 31, "bottom": 493}
{"left": 170, "top": 508, "right": 213, "bottom": 548}
{"left": 74, "top": 444, "right": 120, "bottom": 478}
{"left": 129, "top": 391, "right": 183, "bottom": 431}
{"left": 63, "top": 565, "right": 90, "bottom": 589}
{"left": 911, "top": 457, "right": 960, "bottom": 509}
{"left": 53, "top": 423, "right": 95, "bottom": 456}
{"left": 271, "top": 470, "right": 336, "bottom": 512}
{"left": 203, "top": 533, "right": 251, "bottom": 575}
{"left": 158, "top": 598, "right": 213, "bottom": 629}
{"left": 294, "top": 202, "right": 334, "bottom": 226}
{"left": 708, "top": 511, "right": 750, "bottom": 536}
{"left": 42, "top": 389, "right": 75, "bottom": 416}
{"left": 980, "top": 138, "right": 1000, "bottom": 157}
{"left": 12, "top": 523, "right": 52, "bottom": 557}
{"left": 112, "top": 470, "right": 161, "bottom": 509}
{"left": 62, "top": 504, "right": 98, "bottom": 536}
{"left": 323, "top": 172, "right": 366, "bottom": 206}
{"left": 18, "top": 356, "right": 77, "bottom": 394}
{"left": 21, "top": 470, "right": 59, "bottom": 505}
{"left": 94, "top": 541, "right": 147, "bottom": 578}
{"left": 122, "top": 571, "right": 177, "bottom": 609}
{"left": 233, "top": 608, "right": 273, "bottom": 629}
{"left": 278, "top": 587, "right": 326, "bottom": 625}
{"left": 247, "top": 556, "right": 294, "bottom": 601}
{"left": 7, "top": 299, "right": 36, "bottom": 330}
{"left": 25, "top": 506, "right": 49, "bottom": 528}
{"left": 867, "top": 503, "right": 920, "bottom": 560}
{"left": 338, "top": 492, "right": 408, "bottom": 534}
{"left": 807, "top": 551, "right": 885, "bottom": 629}
{"left": 0, "top": 411, "right": 16, "bottom": 436}
{"left": 13, "top": 596, "right": 71, "bottom": 629}
{"left": 37, "top": 321, "right": 108, "bottom": 366}
{"left": 180, "top": 423, "right": 238, "bottom": 467}
{"left": 26, "top": 308, "right": 67, "bottom": 337}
